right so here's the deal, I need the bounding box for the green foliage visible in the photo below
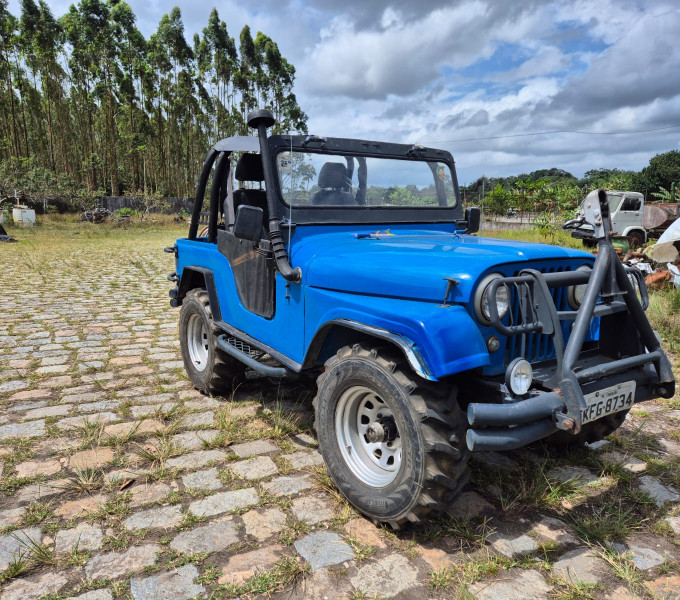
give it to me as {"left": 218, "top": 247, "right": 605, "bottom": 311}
{"left": 114, "top": 207, "right": 138, "bottom": 217}
{"left": 650, "top": 183, "right": 680, "bottom": 203}
{"left": 0, "top": 1, "right": 307, "bottom": 203}
{"left": 634, "top": 150, "right": 680, "bottom": 196}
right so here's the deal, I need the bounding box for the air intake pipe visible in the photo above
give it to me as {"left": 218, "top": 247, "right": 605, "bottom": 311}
{"left": 248, "top": 109, "right": 302, "bottom": 283}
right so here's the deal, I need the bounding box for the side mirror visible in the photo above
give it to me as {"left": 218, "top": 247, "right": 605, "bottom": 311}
{"left": 233, "top": 205, "right": 263, "bottom": 242}
{"left": 457, "top": 207, "right": 481, "bottom": 234}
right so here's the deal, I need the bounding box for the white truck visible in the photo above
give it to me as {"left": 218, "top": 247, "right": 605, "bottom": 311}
{"left": 570, "top": 190, "right": 680, "bottom": 248}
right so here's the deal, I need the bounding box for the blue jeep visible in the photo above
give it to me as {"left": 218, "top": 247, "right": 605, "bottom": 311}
{"left": 168, "top": 109, "right": 675, "bottom": 527}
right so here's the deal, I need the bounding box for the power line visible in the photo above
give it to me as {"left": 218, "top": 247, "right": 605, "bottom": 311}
{"left": 425, "top": 123, "right": 680, "bottom": 144}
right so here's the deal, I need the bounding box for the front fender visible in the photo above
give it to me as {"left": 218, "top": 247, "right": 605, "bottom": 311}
{"left": 304, "top": 287, "right": 490, "bottom": 380}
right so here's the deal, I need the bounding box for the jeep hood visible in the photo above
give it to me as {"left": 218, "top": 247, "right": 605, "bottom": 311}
{"left": 295, "top": 230, "right": 593, "bottom": 303}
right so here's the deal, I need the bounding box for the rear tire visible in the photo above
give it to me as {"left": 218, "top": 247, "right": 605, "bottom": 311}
{"left": 313, "top": 344, "right": 469, "bottom": 528}
{"left": 627, "top": 230, "right": 645, "bottom": 249}
{"left": 179, "top": 289, "right": 246, "bottom": 396}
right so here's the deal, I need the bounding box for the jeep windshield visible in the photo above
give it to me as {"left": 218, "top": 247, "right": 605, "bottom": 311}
{"left": 276, "top": 150, "right": 457, "bottom": 209}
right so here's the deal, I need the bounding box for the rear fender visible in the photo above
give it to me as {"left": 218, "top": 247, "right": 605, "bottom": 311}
{"left": 304, "top": 287, "right": 490, "bottom": 380}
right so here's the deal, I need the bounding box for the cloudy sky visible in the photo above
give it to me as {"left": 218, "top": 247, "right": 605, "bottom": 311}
{"left": 12, "top": 0, "right": 680, "bottom": 184}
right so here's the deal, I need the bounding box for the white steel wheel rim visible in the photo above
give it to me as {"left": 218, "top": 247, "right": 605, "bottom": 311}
{"left": 335, "top": 385, "right": 402, "bottom": 488}
{"left": 187, "top": 313, "right": 209, "bottom": 372}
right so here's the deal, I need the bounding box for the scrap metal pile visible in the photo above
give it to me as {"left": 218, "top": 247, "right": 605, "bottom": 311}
{"left": 624, "top": 219, "right": 680, "bottom": 290}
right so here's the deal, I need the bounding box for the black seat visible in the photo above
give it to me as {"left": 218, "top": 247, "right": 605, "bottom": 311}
{"left": 310, "top": 162, "right": 357, "bottom": 206}
{"left": 229, "top": 153, "right": 269, "bottom": 225}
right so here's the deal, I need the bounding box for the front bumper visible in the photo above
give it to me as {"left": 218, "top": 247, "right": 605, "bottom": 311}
{"left": 465, "top": 240, "right": 675, "bottom": 451}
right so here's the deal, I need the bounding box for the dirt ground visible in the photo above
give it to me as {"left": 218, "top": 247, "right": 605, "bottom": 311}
{"left": 0, "top": 219, "right": 679, "bottom": 600}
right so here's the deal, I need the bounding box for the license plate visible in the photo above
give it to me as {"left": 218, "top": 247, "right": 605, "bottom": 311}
{"left": 581, "top": 381, "right": 635, "bottom": 424}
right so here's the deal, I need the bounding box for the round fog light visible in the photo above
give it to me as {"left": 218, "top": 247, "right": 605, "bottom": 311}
{"left": 506, "top": 358, "right": 533, "bottom": 396}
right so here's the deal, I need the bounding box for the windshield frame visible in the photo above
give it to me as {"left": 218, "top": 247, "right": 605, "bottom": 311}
{"left": 267, "top": 135, "right": 463, "bottom": 226}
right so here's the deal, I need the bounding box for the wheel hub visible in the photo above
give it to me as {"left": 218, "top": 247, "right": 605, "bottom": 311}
{"left": 335, "top": 386, "right": 403, "bottom": 488}
{"left": 366, "top": 416, "right": 398, "bottom": 443}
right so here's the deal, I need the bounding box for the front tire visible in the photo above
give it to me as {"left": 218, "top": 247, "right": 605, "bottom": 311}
{"left": 179, "top": 289, "right": 246, "bottom": 395}
{"left": 313, "top": 345, "right": 469, "bottom": 528}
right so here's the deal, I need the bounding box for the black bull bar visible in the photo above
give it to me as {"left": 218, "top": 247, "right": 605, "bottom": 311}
{"left": 466, "top": 189, "right": 675, "bottom": 452}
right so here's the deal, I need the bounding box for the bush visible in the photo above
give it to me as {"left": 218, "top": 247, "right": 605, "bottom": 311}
{"left": 115, "top": 207, "right": 139, "bottom": 218}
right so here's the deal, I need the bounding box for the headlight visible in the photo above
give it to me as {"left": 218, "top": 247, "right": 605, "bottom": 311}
{"left": 475, "top": 273, "right": 510, "bottom": 324}
{"left": 567, "top": 265, "right": 592, "bottom": 309}
{"left": 506, "top": 358, "right": 533, "bottom": 396}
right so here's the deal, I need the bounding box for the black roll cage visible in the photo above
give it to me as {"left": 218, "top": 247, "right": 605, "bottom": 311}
{"left": 188, "top": 132, "right": 465, "bottom": 248}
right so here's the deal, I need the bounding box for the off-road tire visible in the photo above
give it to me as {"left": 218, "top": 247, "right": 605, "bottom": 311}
{"left": 313, "top": 344, "right": 469, "bottom": 528}
{"left": 179, "top": 289, "right": 246, "bottom": 395}
{"left": 545, "top": 409, "right": 628, "bottom": 447}
{"left": 627, "top": 230, "right": 645, "bottom": 249}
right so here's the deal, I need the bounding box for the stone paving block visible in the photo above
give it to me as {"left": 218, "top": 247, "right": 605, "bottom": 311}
{"left": 0, "top": 380, "right": 29, "bottom": 394}
{"left": 638, "top": 476, "right": 680, "bottom": 506}
{"left": 291, "top": 494, "right": 336, "bottom": 524}
{"left": 549, "top": 465, "right": 600, "bottom": 486}
{"left": 171, "top": 429, "right": 220, "bottom": 450}
{"left": 0, "top": 507, "right": 26, "bottom": 528}
{"left": 489, "top": 532, "right": 538, "bottom": 558}
{"left": 0, "top": 527, "right": 42, "bottom": 570}
{"left": 553, "top": 548, "right": 608, "bottom": 584}
{"left": 85, "top": 544, "right": 160, "bottom": 580}
{"left": 77, "top": 400, "right": 122, "bottom": 413}
{"left": 23, "top": 404, "right": 73, "bottom": 419}
{"left": 0, "top": 571, "right": 69, "bottom": 600}
{"left": 165, "top": 449, "right": 226, "bottom": 470}
{"left": 184, "top": 411, "right": 214, "bottom": 427}
{"left": 55, "top": 522, "right": 104, "bottom": 553}
{"left": 181, "top": 467, "right": 222, "bottom": 491}
{"left": 170, "top": 520, "right": 239, "bottom": 554}
{"left": 231, "top": 439, "right": 279, "bottom": 457}
{"left": 56, "top": 412, "right": 118, "bottom": 430}
{"left": 55, "top": 493, "right": 109, "bottom": 519}
{"left": 469, "top": 569, "right": 551, "bottom": 600}
{"left": 262, "top": 474, "right": 315, "bottom": 497}
{"left": 282, "top": 449, "right": 325, "bottom": 468}
{"left": 104, "top": 419, "right": 165, "bottom": 438}
{"left": 665, "top": 515, "right": 680, "bottom": 535}
{"left": 73, "top": 591, "right": 113, "bottom": 600}
{"left": 129, "top": 482, "right": 175, "bottom": 507}
{"left": 69, "top": 447, "right": 115, "bottom": 470}
{"left": 14, "top": 458, "right": 62, "bottom": 478}
{"left": 242, "top": 506, "right": 287, "bottom": 541}
{"left": 447, "top": 490, "right": 494, "bottom": 520}
{"left": 188, "top": 487, "right": 259, "bottom": 517}
{"left": 349, "top": 553, "right": 418, "bottom": 596}
{"left": 218, "top": 544, "right": 286, "bottom": 585}
{"left": 130, "top": 564, "right": 204, "bottom": 600}
{"left": 344, "top": 518, "right": 387, "bottom": 548}
{"left": 295, "top": 532, "right": 356, "bottom": 572}
{"left": 124, "top": 505, "right": 183, "bottom": 531}
{"left": 0, "top": 420, "right": 46, "bottom": 440}
{"left": 600, "top": 450, "right": 647, "bottom": 473}
{"left": 628, "top": 545, "right": 666, "bottom": 570}
{"left": 530, "top": 516, "right": 579, "bottom": 547}
{"left": 646, "top": 575, "right": 680, "bottom": 599}
{"left": 15, "top": 479, "right": 69, "bottom": 505}
{"left": 229, "top": 455, "right": 278, "bottom": 480}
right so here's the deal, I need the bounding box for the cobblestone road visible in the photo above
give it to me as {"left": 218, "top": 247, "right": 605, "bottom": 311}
{"left": 1, "top": 223, "right": 679, "bottom": 600}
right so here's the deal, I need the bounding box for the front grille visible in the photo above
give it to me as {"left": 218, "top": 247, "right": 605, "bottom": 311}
{"left": 506, "top": 265, "right": 571, "bottom": 364}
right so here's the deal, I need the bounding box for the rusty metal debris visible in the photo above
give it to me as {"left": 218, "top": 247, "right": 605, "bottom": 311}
{"left": 80, "top": 207, "right": 112, "bottom": 223}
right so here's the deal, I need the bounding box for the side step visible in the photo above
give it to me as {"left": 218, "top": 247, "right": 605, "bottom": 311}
{"left": 216, "top": 334, "right": 292, "bottom": 378}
